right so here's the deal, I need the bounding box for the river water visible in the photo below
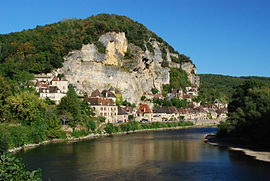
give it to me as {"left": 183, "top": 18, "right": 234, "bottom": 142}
{"left": 16, "top": 127, "right": 270, "bottom": 181}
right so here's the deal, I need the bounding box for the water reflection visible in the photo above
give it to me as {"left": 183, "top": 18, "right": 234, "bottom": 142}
{"left": 17, "top": 127, "right": 270, "bottom": 181}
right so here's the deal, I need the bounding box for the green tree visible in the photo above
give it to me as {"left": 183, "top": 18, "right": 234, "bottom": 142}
{"left": 218, "top": 80, "right": 270, "bottom": 139}
{"left": 6, "top": 91, "right": 47, "bottom": 124}
{"left": 0, "top": 75, "right": 13, "bottom": 122}
{"left": 104, "top": 123, "right": 115, "bottom": 134}
{"left": 57, "top": 85, "right": 81, "bottom": 126}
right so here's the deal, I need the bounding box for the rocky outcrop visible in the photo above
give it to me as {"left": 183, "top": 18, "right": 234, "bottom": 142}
{"left": 99, "top": 32, "right": 128, "bottom": 66}
{"left": 181, "top": 62, "right": 200, "bottom": 87}
{"left": 58, "top": 32, "right": 198, "bottom": 103}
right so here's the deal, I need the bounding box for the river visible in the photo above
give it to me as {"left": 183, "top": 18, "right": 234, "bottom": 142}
{"left": 16, "top": 127, "right": 270, "bottom": 181}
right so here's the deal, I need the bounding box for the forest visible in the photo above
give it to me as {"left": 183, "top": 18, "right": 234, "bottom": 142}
{"left": 217, "top": 80, "right": 270, "bottom": 146}
{"left": 198, "top": 74, "right": 270, "bottom": 104}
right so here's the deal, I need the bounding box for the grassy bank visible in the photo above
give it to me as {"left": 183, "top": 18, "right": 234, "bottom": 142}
{"left": 3, "top": 121, "right": 195, "bottom": 153}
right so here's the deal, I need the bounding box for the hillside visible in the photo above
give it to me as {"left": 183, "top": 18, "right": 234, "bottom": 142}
{"left": 0, "top": 14, "right": 199, "bottom": 104}
{"left": 0, "top": 14, "right": 191, "bottom": 74}
{"left": 199, "top": 74, "right": 270, "bottom": 103}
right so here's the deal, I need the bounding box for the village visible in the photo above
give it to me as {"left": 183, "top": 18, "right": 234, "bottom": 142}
{"left": 34, "top": 74, "right": 228, "bottom": 124}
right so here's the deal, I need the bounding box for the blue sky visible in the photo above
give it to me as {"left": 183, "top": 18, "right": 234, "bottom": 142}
{"left": 1, "top": 0, "right": 269, "bottom": 76}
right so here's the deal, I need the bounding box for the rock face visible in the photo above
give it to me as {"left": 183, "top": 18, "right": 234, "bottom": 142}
{"left": 99, "top": 32, "right": 128, "bottom": 66}
{"left": 58, "top": 32, "right": 198, "bottom": 103}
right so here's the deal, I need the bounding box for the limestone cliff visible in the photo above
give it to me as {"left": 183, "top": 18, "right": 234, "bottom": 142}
{"left": 58, "top": 32, "right": 199, "bottom": 104}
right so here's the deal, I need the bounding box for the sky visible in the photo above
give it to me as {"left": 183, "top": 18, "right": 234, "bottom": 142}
{"left": 1, "top": 0, "right": 270, "bottom": 77}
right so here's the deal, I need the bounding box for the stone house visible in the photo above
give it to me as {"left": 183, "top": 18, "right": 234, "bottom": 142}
{"left": 35, "top": 75, "right": 69, "bottom": 104}
{"left": 135, "top": 104, "right": 152, "bottom": 122}
{"left": 152, "top": 106, "right": 179, "bottom": 122}
{"left": 117, "top": 107, "right": 129, "bottom": 123}
{"left": 34, "top": 74, "right": 53, "bottom": 83}
{"left": 85, "top": 97, "right": 118, "bottom": 123}
{"left": 39, "top": 86, "right": 66, "bottom": 104}
{"left": 185, "top": 86, "right": 199, "bottom": 97}
{"left": 51, "top": 76, "right": 68, "bottom": 93}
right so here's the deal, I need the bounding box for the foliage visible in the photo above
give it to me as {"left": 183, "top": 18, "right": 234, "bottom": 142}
{"left": 128, "top": 115, "right": 134, "bottom": 121}
{"left": 6, "top": 91, "right": 47, "bottom": 125}
{"left": 86, "top": 119, "right": 96, "bottom": 131}
{"left": 199, "top": 74, "right": 270, "bottom": 103}
{"left": 0, "top": 153, "right": 42, "bottom": 181}
{"left": 165, "top": 68, "right": 190, "bottom": 92}
{"left": 153, "top": 97, "right": 188, "bottom": 108}
{"left": 71, "top": 130, "right": 89, "bottom": 138}
{"left": 151, "top": 88, "right": 159, "bottom": 94}
{"left": 0, "top": 14, "right": 192, "bottom": 77}
{"left": 122, "top": 100, "right": 132, "bottom": 107}
{"left": 57, "top": 85, "right": 82, "bottom": 126}
{"left": 104, "top": 123, "right": 116, "bottom": 134}
{"left": 103, "top": 121, "right": 193, "bottom": 134}
{"left": 170, "top": 54, "right": 191, "bottom": 64}
{"left": 141, "top": 96, "right": 146, "bottom": 101}
{"left": 217, "top": 80, "right": 270, "bottom": 143}
{"left": 97, "top": 116, "right": 106, "bottom": 123}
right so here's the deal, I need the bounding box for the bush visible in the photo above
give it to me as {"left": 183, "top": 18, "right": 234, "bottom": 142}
{"left": 151, "top": 88, "right": 159, "bottom": 94}
{"left": 104, "top": 123, "right": 116, "bottom": 134}
{"left": 30, "top": 119, "right": 49, "bottom": 143}
{"left": 71, "top": 130, "right": 89, "bottom": 138}
{"left": 141, "top": 96, "right": 146, "bottom": 101}
{"left": 86, "top": 119, "right": 96, "bottom": 131}
{"left": 0, "top": 133, "right": 9, "bottom": 153}
{"left": 0, "top": 153, "right": 42, "bottom": 181}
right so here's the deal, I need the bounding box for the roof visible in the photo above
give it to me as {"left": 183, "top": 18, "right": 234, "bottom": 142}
{"left": 60, "top": 77, "right": 68, "bottom": 81}
{"left": 118, "top": 107, "right": 128, "bottom": 115}
{"left": 101, "top": 90, "right": 116, "bottom": 98}
{"left": 39, "top": 86, "right": 60, "bottom": 93}
{"left": 137, "top": 104, "right": 152, "bottom": 114}
{"left": 153, "top": 106, "right": 178, "bottom": 114}
{"left": 153, "top": 93, "right": 163, "bottom": 99}
{"left": 91, "top": 89, "right": 101, "bottom": 97}
{"left": 52, "top": 76, "right": 59, "bottom": 81}
{"left": 84, "top": 97, "right": 116, "bottom": 106}
{"left": 48, "top": 86, "right": 60, "bottom": 93}
{"left": 51, "top": 76, "right": 68, "bottom": 82}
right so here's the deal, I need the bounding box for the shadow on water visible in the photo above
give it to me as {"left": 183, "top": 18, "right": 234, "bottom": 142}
{"left": 16, "top": 127, "right": 270, "bottom": 181}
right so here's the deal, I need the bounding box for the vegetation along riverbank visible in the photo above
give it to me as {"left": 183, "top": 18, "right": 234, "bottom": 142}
{"left": 205, "top": 79, "right": 270, "bottom": 163}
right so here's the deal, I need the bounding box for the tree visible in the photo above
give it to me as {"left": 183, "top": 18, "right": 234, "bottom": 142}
{"left": 6, "top": 91, "right": 47, "bottom": 124}
{"left": 86, "top": 119, "right": 96, "bottom": 131}
{"left": 217, "top": 80, "right": 270, "bottom": 139}
{"left": 104, "top": 123, "right": 115, "bottom": 134}
{"left": 0, "top": 75, "right": 12, "bottom": 122}
{"left": 57, "top": 85, "right": 81, "bottom": 126}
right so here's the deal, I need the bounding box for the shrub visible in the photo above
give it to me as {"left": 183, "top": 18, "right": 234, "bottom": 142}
{"left": 86, "top": 119, "right": 96, "bottom": 131}
{"left": 104, "top": 123, "right": 115, "bottom": 134}
{"left": 71, "top": 130, "right": 89, "bottom": 138}
{"left": 0, "top": 153, "right": 42, "bottom": 181}
{"left": 151, "top": 88, "right": 159, "bottom": 94}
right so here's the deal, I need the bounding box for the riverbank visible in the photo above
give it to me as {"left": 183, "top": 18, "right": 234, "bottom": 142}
{"left": 205, "top": 134, "right": 270, "bottom": 163}
{"left": 8, "top": 124, "right": 215, "bottom": 153}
